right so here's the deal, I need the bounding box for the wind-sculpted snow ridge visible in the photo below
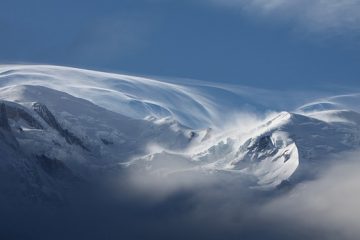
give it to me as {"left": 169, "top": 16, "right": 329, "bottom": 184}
{"left": 1, "top": 65, "right": 360, "bottom": 204}
{"left": 0, "top": 64, "right": 276, "bottom": 129}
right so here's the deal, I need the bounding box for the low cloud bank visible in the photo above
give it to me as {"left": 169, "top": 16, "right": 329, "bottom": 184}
{"left": 2, "top": 149, "right": 360, "bottom": 240}
{"left": 262, "top": 150, "right": 360, "bottom": 240}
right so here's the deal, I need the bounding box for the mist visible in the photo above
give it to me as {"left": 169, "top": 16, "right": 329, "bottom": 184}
{"left": 1, "top": 148, "right": 357, "bottom": 240}
{"left": 118, "top": 148, "right": 360, "bottom": 240}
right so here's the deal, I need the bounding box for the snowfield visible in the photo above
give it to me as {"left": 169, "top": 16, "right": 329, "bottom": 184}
{"left": 1, "top": 64, "right": 360, "bottom": 202}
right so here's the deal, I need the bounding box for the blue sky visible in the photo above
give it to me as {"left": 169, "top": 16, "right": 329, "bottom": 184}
{"left": 1, "top": 0, "right": 360, "bottom": 89}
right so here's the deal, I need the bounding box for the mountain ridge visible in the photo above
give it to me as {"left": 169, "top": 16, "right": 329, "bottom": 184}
{"left": 1, "top": 65, "right": 360, "bottom": 203}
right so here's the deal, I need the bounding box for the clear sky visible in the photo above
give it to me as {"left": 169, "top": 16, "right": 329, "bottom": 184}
{"left": 1, "top": 0, "right": 360, "bottom": 89}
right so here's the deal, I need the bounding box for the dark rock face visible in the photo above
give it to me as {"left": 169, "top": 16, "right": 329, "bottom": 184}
{"left": 4, "top": 104, "right": 43, "bottom": 129}
{"left": 0, "top": 103, "right": 11, "bottom": 131}
{"left": 248, "top": 135, "right": 274, "bottom": 152}
{"left": 201, "top": 128, "right": 212, "bottom": 142}
{"left": 36, "top": 155, "right": 80, "bottom": 182}
{"left": 32, "top": 102, "right": 89, "bottom": 151}
{"left": 0, "top": 103, "right": 19, "bottom": 149}
{"left": 233, "top": 135, "right": 279, "bottom": 169}
{"left": 101, "top": 138, "right": 113, "bottom": 145}
{"left": 188, "top": 131, "right": 198, "bottom": 142}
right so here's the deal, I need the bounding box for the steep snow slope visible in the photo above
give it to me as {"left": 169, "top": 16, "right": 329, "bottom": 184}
{"left": 0, "top": 101, "right": 88, "bottom": 204}
{"left": 0, "top": 84, "right": 203, "bottom": 161}
{"left": 0, "top": 84, "right": 211, "bottom": 202}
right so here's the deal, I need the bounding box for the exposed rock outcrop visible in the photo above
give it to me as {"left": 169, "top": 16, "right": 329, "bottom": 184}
{"left": 33, "top": 102, "right": 89, "bottom": 151}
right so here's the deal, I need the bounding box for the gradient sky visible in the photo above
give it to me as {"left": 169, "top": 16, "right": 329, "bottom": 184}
{"left": 1, "top": 0, "right": 360, "bottom": 89}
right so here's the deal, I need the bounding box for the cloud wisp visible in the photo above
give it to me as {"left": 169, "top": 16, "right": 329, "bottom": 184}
{"left": 209, "top": 0, "right": 360, "bottom": 36}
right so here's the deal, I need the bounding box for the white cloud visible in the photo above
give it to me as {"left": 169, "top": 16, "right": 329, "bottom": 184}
{"left": 262, "top": 150, "right": 360, "bottom": 239}
{"left": 122, "top": 147, "right": 360, "bottom": 239}
{"left": 210, "top": 0, "right": 360, "bottom": 34}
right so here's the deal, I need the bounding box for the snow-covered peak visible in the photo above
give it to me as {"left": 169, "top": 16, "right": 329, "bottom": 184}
{"left": 132, "top": 108, "right": 360, "bottom": 189}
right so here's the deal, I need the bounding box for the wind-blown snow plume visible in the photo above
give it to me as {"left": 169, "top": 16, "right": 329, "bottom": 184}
{"left": 0, "top": 65, "right": 277, "bottom": 129}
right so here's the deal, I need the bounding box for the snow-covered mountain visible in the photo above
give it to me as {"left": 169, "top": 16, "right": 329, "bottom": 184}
{"left": 0, "top": 83, "right": 207, "bottom": 202}
{"left": 1, "top": 64, "right": 360, "bottom": 202}
{"left": 0, "top": 64, "right": 276, "bottom": 129}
